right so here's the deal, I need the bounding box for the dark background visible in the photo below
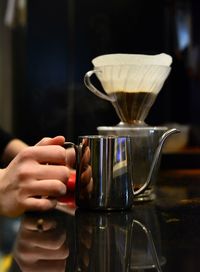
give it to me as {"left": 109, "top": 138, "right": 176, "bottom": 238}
{"left": 11, "top": 0, "right": 200, "bottom": 144}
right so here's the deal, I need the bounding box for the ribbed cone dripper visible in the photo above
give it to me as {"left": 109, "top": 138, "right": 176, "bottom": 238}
{"left": 84, "top": 53, "right": 172, "bottom": 126}
{"left": 96, "top": 64, "right": 171, "bottom": 125}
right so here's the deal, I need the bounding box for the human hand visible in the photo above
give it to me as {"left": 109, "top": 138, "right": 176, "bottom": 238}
{"left": 75, "top": 212, "right": 93, "bottom": 271}
{"left": 0, "top": 136, "right": 76, "bottom": 217}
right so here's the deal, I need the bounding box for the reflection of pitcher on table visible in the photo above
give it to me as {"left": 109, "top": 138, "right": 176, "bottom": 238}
{"left": 131, "top": 204, "right": 166, "bottom": 271}
{"left": 74, "top": 210, "right": 134, "bottom": 272}
{"left": 84, "top": 53, "right": 180, "bottom": 202}
{"left": 74, "top": 208, "right": 165, "bottom": 272}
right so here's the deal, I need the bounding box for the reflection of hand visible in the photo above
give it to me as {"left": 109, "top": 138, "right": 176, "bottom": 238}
{"left": 13, "top": 213, "right": 69, "bottom": 272}
{"left": 0, "top": 136, "right": 76, "bottom": 217}
{"left": 79, "top": 140, "right": 93, "bottom": 198}
{"left": 76, "top": 214, "right": 93, "bottom": 271}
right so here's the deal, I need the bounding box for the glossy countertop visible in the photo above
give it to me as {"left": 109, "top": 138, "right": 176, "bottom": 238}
{"left": 1, "top": 170, "right": 200, "bottom": 272}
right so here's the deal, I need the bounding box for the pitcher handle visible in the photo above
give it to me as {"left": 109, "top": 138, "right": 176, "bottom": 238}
{"left": 63, "top": 141, "right": 76, "bottom": 149}
{"left": 133, "top": 128, "right": 180, "bottom": 196}
{"left": 84, "top": 70, "right": 115, "bottom": 102}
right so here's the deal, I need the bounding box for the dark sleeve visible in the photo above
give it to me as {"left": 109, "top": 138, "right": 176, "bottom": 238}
{"left": 0, "top": 128, "right": 15, "bottom": 158}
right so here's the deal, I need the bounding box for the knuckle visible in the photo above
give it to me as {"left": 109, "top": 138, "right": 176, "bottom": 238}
{"left": 49, "top": 145, "right": 66, "bottom": 162}
{"left": 52, "top": 180, "right": 66, "bottom": 195}
{"left": 42, "top": 137, "right": 51, "bottom": 142}
{"left": 18, "top": 146, "right": 35, "bottom": 161}
{"left": 16, "top": 163, "right": 33, "bottom": 180}
{"left": 39, "top": 200, "right": 57, "bottom": 211}
{"left": 36, "top": 137, "right": 51, "bottom": 146}
{"left": 57, "top": 146, "right": 66, "bottom": 161}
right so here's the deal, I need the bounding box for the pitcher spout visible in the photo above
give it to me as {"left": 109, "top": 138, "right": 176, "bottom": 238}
{"left": 159, "top": 128, "right": 180, "bottom": 148}
{"left": 133, "top": 128, "right": 180, "bottom": 197}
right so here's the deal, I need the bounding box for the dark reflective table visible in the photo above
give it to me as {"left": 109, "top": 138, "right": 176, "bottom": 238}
{"left": 1, "top": 170, "right": 200, "bottom": 272}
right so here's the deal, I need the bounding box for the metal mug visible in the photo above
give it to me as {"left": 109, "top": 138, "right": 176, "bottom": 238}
{"left": 65, "top": 135, "right": 150, "bottom": 210}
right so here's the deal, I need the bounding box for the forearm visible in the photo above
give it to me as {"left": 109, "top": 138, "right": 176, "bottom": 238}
{"left": 1, "top": 139, "right": 28, "bottom": 165}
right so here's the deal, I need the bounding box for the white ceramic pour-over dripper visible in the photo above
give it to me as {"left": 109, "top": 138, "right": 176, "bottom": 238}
{"left": 84, "top": 53, "right": 172, "bottom": 126}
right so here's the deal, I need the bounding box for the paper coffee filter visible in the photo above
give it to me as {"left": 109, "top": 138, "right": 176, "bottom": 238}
{"left": 92, "top": 53, "right": 172, "bottom": 67}
{"left": 96, "top": 63, "right": 171, "bottom": 94}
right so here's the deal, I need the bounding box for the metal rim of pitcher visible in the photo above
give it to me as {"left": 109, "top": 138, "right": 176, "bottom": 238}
{"left": 97, "top": 126, "right": 170, "bottom": 132}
